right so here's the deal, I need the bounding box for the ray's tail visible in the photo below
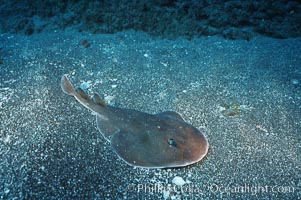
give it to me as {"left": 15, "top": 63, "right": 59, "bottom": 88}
{"left": 61, "top": 74, "right": 107, "bottom": 110}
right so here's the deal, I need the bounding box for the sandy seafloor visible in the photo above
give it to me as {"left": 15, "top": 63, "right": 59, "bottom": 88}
{"left": 0, "top": 30, "right": 300, "bottom": 199}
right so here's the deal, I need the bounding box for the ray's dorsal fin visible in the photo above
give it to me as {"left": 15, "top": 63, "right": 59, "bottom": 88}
{"left": 92, "top": 93, "right": 107, "bottom": 107}
{"left": 77, "top": 88, "right": 90, "bottom": 100}
{"left": 76, "top": 86, "right": 107, "bottom": 108}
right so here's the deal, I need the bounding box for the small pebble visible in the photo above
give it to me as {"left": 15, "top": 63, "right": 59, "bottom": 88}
{"left": 104, "top": 95, "right": 115, "bottom": 102}
{"left": 80, "top": 81, "right": 92, "bottom": 90}
{"left": 291, "top": 79, "right": 299, "bottom": 85}
{"left": 4, "top": 188, "right": 10, "bottom": 194}
{"left": 172, "top": 176, "right": 186, "bottom": 186}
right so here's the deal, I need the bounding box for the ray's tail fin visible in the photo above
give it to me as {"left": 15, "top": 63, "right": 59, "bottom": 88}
{"left": 61, "top": 75, "right": 76, "bottom": 96}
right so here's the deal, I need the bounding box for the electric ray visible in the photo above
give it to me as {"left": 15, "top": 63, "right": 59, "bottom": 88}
{"left": 61, "top": 75, "right": 209, "bottom": 168}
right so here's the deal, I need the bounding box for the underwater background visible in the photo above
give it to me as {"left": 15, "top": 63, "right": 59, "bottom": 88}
{"left": 0, "top": 0, "right": 300, "bottom": 199}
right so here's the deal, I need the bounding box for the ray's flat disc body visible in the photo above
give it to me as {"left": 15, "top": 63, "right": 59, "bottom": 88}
{"left": 108, "top": 109, "right": 209, "bottom": 168}
{"left": 61, "top": 75, "right": 209, "bottom": 168}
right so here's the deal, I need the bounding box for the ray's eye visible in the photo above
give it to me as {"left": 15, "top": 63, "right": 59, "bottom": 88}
{"left": 168, "top": 138, "right": 177, "bottom": 148}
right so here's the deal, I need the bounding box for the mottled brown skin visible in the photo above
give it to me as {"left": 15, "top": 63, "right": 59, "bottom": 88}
{"left": 61, "top": 75, "right": 209, "bottom": 168}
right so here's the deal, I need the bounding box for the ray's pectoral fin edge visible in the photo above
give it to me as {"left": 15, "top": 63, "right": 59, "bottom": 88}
{"left": 96, "top": 115, "right": 119, "bottom": 141}
{"left": 110, "top": 130, "right": 147, "bottom": 167}
{"left": 156, "top": 111, "right": 185, "bottom": 121}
